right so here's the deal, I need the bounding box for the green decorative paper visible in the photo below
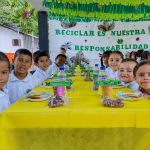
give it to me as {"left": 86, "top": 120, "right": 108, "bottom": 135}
{"left": 95, "top": 79, "right": 120, "bottom": 86}
{"left": 44, "top": 80, "right": 72, "bottom": 87}
{"left": 43, "top": 1, "right": 150, "bottom": 21}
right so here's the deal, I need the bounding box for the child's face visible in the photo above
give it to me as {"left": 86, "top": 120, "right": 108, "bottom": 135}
{"left": 108, "top": 53, "right": 122, "bottom": 71}
{"left": 56, "top": 56, "right": 66, "bottom": 66}
{"left": 14, "top": 54, "right": 32, "bottom": 76}
{"left": 36, "top": 56, "right": 49, "bottom": 71}
{"left": 102, "top": 56, "right": 109, "bottom": 67}
{"left": 135, "top": 64, "right": 150, "bottom": 90}
{"left": 0, "top": 61, "right": 9, "bottom": 90}
{"left": 119, "top": 61, "right": 136, "bottom": 83}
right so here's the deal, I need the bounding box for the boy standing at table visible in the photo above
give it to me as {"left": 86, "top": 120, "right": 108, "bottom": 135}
{"left": 119, "top": 58, "right": 139, "bottom": 91}
{"left": 7, "top": 49, "right": 46, "bottom": 104}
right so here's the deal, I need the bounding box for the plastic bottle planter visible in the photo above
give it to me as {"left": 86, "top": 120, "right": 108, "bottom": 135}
{"left": 80, "top": 64, "right": 84, "bottom": 69}
{"left": 44, "top": 80, "right": 72, "bottom": 87}
{"left": 92, "top": 75, "right": 98, "bottom": 91}
{"left": 95, "top": 79, "right": 120, "bottom": 99}
{"left": 80, "top": 67, "right": 86, "bottom": 73}
{"left": 92, "top": 73, "right": 99, "bottom": 90}
{"left": 84, "top": 69, "right": 93, "bottom": 81}
{"left": 65, "top": 69, "right": 74, "bottom": 77}
{"left": 68, "top": 66, "right": 76, "bottom": 76}
{"left": 80, "top": 66, "right": 86, "bottom": 76}
{"left": 94, "top": 79, "right": 120, "bottom": 86}
{"left": 53, "top": 73, "right": 72, "bottom": 78}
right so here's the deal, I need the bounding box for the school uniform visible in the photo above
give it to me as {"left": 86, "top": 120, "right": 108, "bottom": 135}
{"left": 106, "top": 67, "right": 119, "bottom": 80}
{"left": 124, "top": 81, "right": 139, "bottom": 91}
{"left": 0, "top": 86, "right": 10, "bottom": 112}
{"left": 32, "top": 67, "right": 50, "bottom": 83}
{"left": 7, "top": 72, "right": 42, "bottom": 104}
{"left": 47, "top": 63, "right": 60, "bottom": 75}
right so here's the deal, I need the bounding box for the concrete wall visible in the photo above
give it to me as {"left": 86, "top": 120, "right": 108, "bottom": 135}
{"left": 0, "top": 25, "right": 39, "bottom": 54}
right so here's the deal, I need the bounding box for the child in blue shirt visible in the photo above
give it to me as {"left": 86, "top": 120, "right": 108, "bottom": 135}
{"left": 0, "top": 52, "right": 10, "bottom": 112}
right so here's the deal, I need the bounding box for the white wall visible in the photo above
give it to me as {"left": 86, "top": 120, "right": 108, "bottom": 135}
{"left": 0, "top": 26, "right": 39, "bottom": 53}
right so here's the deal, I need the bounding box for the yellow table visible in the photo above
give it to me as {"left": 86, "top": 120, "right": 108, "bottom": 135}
{"left": 1, "top": 68, "right": 150, "bottom": 150}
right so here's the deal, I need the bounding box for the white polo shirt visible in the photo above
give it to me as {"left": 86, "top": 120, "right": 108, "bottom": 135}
{"left": 0, "top": 86, "right": 10, "bottom": 112}
{"left": 8, "top": 72, "right": 41, "bottom": 104}
{"left": 33, "top": 67, "right": 50, "bottom": 83}
{"left": 124, "top": 81, "right": 139, "bottom": 91}
{"left": 47, "top": 63, "right": 59, "bottom": 75}
{"left": 106, "top": 67, "right": 119, "bottom": 80}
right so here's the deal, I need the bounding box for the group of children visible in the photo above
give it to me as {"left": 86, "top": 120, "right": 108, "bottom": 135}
{"left": 0, "top": 48, "right": 150, "bottom": 112}
{"left": 100, "top": 50, "right": 150, "bottom": 98}
{"left": 0, "top": 49, "right": 67, "bottom": 112}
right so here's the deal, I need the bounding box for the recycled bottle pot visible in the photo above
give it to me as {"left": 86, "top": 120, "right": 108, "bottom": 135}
{"left": 99, "top": 86, "right": 113, "bottom": 99}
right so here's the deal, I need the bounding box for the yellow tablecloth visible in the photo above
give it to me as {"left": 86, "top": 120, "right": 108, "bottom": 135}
{"left": 1, "top": 67, "right": 150, "bottom": 150}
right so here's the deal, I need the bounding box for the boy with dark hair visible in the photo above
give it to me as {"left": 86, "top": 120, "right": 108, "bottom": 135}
{"left": 32, "top": 50, "right": 51, "bottom": 82}
{"left": 33, "top": 51, "right": 50, "bottom": 70}
{"left": 48, "top": 54, "right": 67, "bottom": 75}
{"left": 7, "top": 49, "right": 45, "bottom": 104}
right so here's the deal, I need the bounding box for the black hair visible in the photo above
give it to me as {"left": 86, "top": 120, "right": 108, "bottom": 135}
{"left": 133, "top": 60, "right": 150, "bottom": 77}
{"left": 100, "top": 50, "right": 112, "bottom": 66}
{"left": 121, "top": 58, "right": 138, "bottom": 64}
{"left": 55, "top": 54, "right": 67, "bottom": 61}
{"left": 14, "top": 48, "right": 32, "bottom": 60}
{"left": 141, "top": 51, "right": 150, "bottom": 61}
{"left": 33, "top": 51, "right": 49, "bottom": 63}
{"left": 135, "top": 49, "right": 144, "bottom": 58}
{"left": 0, "top": 52, "right": 10, "bottom": 71}
{"left": 129, "top": 51, "right": 137, "bottom": 59}
{"left": 109, "top": 51, "right": 124, "bottom": 59}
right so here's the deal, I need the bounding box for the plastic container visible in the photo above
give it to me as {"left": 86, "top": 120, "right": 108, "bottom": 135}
{"left": 98, "top": 66, "right": 107, "bottom": 80}
{"left": 92, "top": 64, "right": 99, "bottom": 90}
{"left": 54, "top": 66, "right": 66, "bottom": 97}
{"left": 93, "top": 64, "right": 99, "bottom": 76}
{"left": 58, "top": 66, "right": 67, "bottom": 81}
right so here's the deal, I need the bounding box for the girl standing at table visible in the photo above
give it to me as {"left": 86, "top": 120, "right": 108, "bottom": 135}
{"left": 0, "top": 52, "right": 10, "bottom": 112}
{"left": 106, "top": 51, "right": 124, "bottom": 80}
{"left": 134, "top": 61, "right": 150, "bottom": 98}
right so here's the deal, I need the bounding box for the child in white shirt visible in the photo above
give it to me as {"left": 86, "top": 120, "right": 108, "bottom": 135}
{"left": 106, "top": 51, "right": 123, "bottom": 80}
{"left": 100, "top": 50, "right": 112, "bottom": 68}
{"left": 134, "top": 61, "right": 150, "bottom": 98}
{"left": 48, "top": 54, "right": 67, "bottom": 75}
{"left": 7, "top": 49, "right": 44, "bottom": 104}
{"left": 33, "top": 51, "right": 51, "bottom": 82}
{"left": 119, "top": 58, "right": 139, "bottom": 91}
{"left": 0, "top": 52, "right": 10, "bottom": 112}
